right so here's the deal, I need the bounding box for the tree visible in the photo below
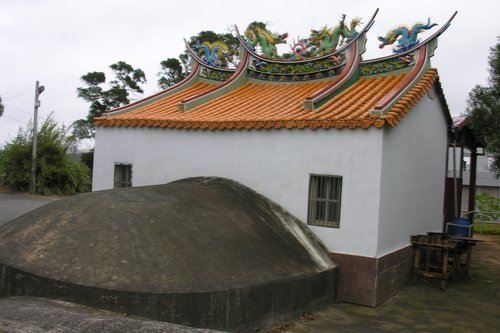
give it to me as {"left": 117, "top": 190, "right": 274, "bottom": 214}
{"left": 466, "top": 42, "right": 500, "bottom": 177}
{"left": 0, "top": 113, "right": 91, "bottom": 194}
{"left": 157, "top": 58, "right": 185, "bottom": 90}
{"left": 74, "top": 61, "right": 146, "bottom": 139}
{"left": 157, "top": 30, "right": 239, "bottom": 89}
{"left": 0, "top": 95, "right": 4, "bottom": 117}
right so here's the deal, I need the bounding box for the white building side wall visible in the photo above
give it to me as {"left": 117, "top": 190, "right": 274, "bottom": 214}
{"left": 93, "top": 127, "right": 384, "bottom": 257}
{"left": 377, "top": 88, "right": 448, "bottom": 257}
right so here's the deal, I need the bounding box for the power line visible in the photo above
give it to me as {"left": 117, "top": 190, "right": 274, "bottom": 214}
{"left": 1, "top": 114, "right": 26, "bottom": 123}
{"left": 0, "top": 123, "right": 15, "bottom": 131}
{"left": 4, "top": 88, "right": 32, "bottom": 101}
{"left": 3, "top": 103, "right": 32, "bottom": 116}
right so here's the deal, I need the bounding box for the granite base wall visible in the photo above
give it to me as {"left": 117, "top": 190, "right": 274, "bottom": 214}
{"left": 0, "top": 263, "right": 338, "bottom": 332}
{"left": 330, "top": 245, "right": 413, "bottom": 306}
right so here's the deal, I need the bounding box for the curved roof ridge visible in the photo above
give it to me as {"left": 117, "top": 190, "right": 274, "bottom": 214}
{"left": 371, "top": 43, "right": 429, "bottom": 117}
{"left": 361, "top": 11, "right": 457, "bottom": 65}
{"left": 102, "top": 62, "right": 202, "bottom": 117}
{"left": 178, "top": 50, "right": 249, "bottom": 112}
{"left": 381, "top": 68, "right": 440, "bottom": 127}
{"left": 303, "top": 39, "right": 362, "bottom": 110}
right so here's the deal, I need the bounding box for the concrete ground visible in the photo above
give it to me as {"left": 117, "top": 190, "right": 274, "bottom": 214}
{"left": 1, "top": 190, "right": 499, "bottom": 332}
{"left": 0, "top": 190, "right": 59, "bottom": 227}
{"left": 0, "top": 297, "right": 219, "bottom": 333}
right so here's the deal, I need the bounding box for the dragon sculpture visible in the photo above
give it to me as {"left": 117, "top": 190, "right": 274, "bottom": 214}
{"left": 244, "top": 22, "right": 288, "bottom": 58}
{"left": 309, "top": 14, "right": 362, "bottom": 54}
{"left": 193, "top": 40, "right": 230, "bottom": 67}
{"left": 377, "top": 18, "right": 438, "bottom": 53}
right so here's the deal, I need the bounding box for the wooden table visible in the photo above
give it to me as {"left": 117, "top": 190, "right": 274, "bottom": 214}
{"left": 411, "top": 233, "right": 480, "bottom": 289}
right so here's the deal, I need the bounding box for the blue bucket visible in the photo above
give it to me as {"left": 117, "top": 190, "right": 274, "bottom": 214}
{"left": 449, "top": 217, "right": 471, "bottom": 237}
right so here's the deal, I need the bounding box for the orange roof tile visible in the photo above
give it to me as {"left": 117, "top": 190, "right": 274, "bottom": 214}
{"left": 94, "top": 81, "right": 218, "bottom": 127}
{"left": 95, "top": 69, "right": 439, "bottom": 130}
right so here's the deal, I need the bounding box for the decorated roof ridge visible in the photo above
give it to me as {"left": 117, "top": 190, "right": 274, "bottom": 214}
{"left": 178, "top": 50, "right": 250, "bottom": 112}
{"left": 234, "top": 8, "right": 378, "bottom": 64}
{"left": 102, "top": 62, "right": 202, "bottom": 116}
{"left": 367, "top": 11, "right": 457, "bottom": 117}
{"left": 362, "top": 11, "right": 457, "bottom": 65}
{"left": 94, "top": 11, "right": 454, "bottom": 131}
{"left": 371, "top": 43, "right": 429, "bottom": 117}
{"left": 184, "top": 39, "right": 236, "bottom": 72}
{"left": 303, "top": 32, "right": 364, "bottom": 110}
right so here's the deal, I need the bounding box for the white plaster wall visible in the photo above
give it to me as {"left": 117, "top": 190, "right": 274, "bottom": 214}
{"left": 93, "top": 126, "right": 384, "bottom": 257}
{"left": 377, "top": 88, "right": 449, "bottom": 256}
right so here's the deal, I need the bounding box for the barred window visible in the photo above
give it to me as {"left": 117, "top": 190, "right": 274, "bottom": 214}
{"left": 114, "top": 163, "right": 132, "bottom": 188}
{"left": 307, "top": 175, "right": 342, "bottom": 228}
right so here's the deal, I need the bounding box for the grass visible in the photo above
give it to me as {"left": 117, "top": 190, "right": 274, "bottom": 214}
{"left": 474, "top": 222, "right": 500, "bottom": 235}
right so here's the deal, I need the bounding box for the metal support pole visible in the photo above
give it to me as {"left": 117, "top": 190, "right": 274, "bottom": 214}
{"left": 452, "top": 141, "right": 458, "bottom": 218}
{"left": 30, "top": 81, "right": 42, "bottom": 193}
{"left": 467, "top": 149, "right": 478, "bottom": 224}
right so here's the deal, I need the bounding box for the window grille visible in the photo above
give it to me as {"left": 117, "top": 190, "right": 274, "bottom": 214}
{"left": 307, "top": 174, "right": 342, "bottom": 228}
{"left": 114, "top": 164, "right": 132, "bottom": 188}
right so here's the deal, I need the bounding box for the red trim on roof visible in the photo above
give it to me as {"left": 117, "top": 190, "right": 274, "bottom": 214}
{"left": 178, "top": 50, "right": 249, "bottom": 110}
{"left": 304, "top": 42, "right": 360, "bottom": 110}
{"left": 373, "top": 44, "right": 427, "bottom": 113}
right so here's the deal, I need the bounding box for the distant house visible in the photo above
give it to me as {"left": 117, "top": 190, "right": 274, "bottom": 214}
{"left": 93, "top": 12, "right": 455, "bottom": 306}
{"left": 461, "top": 153, "right": 500, "bottom": 206}
{"left": 445, "top": 115, "right": 498, "bottom": 222}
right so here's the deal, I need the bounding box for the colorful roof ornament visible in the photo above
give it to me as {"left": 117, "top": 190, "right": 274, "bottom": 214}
{"left": 235, "top": 9, "right": 377, "bottom": 64}
{"left": 309, "top": 14, "right": 362, "bottom": 55}
{"left": 243, "top": 22, "right": 288, "bottom": 58}
{"left": 289, "top": 37, "right": 309, "bottom": 60}
{"left": 192, "top": 40, "right": 231, "bottom": 67}
{"left": 378, "top": 18, "right": 438, "bottom": 54}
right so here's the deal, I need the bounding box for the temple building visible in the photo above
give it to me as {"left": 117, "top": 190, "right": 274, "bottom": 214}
{"left": 92, "top": 10, "right": 456, "bottom": 307}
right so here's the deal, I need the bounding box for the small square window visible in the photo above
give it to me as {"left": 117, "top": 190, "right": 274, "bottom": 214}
{"left": 114, "top": 163, "right": 132, "bottom": 188}
{"left": 307, "top": 174, "right": 342, "bottom": 228}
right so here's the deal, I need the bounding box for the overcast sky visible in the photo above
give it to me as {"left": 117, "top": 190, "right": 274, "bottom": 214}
{"left": 0, "top": 0, "right": 498, "bottom": 146}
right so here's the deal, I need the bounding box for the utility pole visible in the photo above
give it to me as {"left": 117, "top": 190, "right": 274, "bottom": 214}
{"left": 30, "top": 81, "right": 45, "bottom": 193}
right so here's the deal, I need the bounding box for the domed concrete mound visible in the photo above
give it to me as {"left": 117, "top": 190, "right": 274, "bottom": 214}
{"left": 0, "top": 177, "right": 337, "bottom": 331}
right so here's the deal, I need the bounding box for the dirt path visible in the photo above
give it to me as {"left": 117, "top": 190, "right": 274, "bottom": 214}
{"left": 285, "top": 234, "right": 500, "bottom": 333}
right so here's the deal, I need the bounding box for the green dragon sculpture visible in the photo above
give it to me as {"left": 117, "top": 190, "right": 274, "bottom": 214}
{"left": 244, "top": 22, "right": 288, "bottom": 58}
{"left": 309, "top": 14, "right": 362, "bottom": 54}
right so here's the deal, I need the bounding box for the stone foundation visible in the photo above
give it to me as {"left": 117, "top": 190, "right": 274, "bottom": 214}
{"left": 330, "top": 245, "right": 413, "bottom": 306}
{"left": 0, "top": 263, "right": 338, "bottom": 332}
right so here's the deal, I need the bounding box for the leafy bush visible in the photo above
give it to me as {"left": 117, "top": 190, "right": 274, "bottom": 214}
{"left": 475, "top": 193, "right": 500, "bottom": 222}
{"left": 0, "top": 114, "right": 91, "bottom": 195}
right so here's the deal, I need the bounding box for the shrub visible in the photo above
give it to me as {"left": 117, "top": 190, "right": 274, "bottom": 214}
{"left": 0, "top": 114, "right": 91, "bottom": 195}
{"left": 475, "top": 193, "right": 500, "bottom": 222}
